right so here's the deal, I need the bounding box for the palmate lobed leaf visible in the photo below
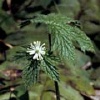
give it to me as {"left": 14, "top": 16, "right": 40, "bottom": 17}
{"left": 52, "top": 31, "right": 75, "bottom": 63}
{"left": 31, "top": 13, "right": 94, "bottom": 63}
{"left": 41, "top": 56, "right": 59, "bottom": 82}
{"left": 14, "top": 49, "right": 59, "bottom": 87}
{"left": 22, "top": 60, "right": 40, "bottom": 87}
{"left": 65, "top": 24, "right": 94, "bottom": 52}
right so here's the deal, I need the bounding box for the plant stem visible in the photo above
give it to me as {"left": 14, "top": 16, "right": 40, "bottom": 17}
{"left": 48, "top": 33, "right": 60, "bottom": 100}
{"left": 55, "top": 81, "right": 60, "bottom": 100}
{"left": 48, "top": 33, "right": 52, "bottom": 51}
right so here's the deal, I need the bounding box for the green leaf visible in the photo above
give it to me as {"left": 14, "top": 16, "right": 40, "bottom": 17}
{"left": 70, "top": 26, "right": 94, "bottom": 52}
{"left": 52, "top": 31, "right": 75, "bottom": 63}
{"left": 42, "top": 92, "right": 55, "bottom": 100}
{"left": 59, "top": 82, "right": 84, "bottom": 100}
{"left": 31, "top": 13, "right": 94, "bottom": 64}
{"left": 75, "top": 50, "right": 91, "bottom": 68}
{"left": 14, "top": 85, "right": 29, "bottom": 100}
{"left": 29, "top": 84, "right": 44, "bottom": 100}
{"left": 31, "top": 13, "right": 74, "bottom": 25}
{"left": 0, "top": 93, "right": 16, "bottom": 100}
{"left": 41, "top": 56, "right": 59, "bottom": 82}
{"left": 22, "top": 60, "right": 40, "bottom": 87}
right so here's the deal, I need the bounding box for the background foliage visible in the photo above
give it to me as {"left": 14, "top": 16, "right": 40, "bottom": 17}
{"left": 0, "top": 0, "right": 100, "bottom": 100}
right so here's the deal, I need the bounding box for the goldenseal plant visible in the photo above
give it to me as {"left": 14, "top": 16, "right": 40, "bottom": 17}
{"left": 15, "top": 13, "right": 94, "bottom": 87}
{"left": 15, "top": 41, "right": 59, "bottom": 87}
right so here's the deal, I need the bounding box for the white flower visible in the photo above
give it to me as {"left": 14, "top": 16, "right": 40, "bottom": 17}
{"left": 27, "top": 41, "right": 46, "bottom": 60}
